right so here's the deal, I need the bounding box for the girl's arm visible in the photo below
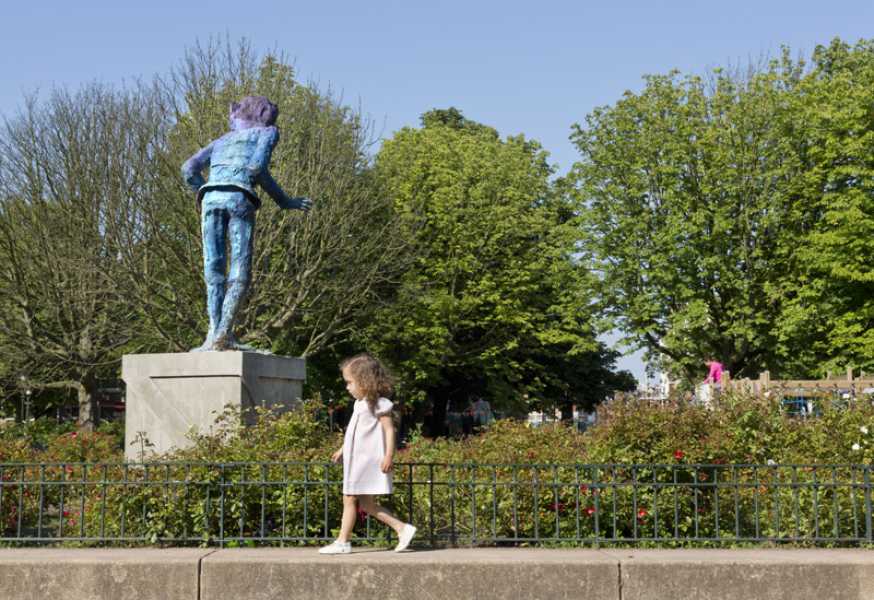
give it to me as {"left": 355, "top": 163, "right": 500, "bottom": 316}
{"left": 379, "top": 415, "right": 395, "bottom": 473}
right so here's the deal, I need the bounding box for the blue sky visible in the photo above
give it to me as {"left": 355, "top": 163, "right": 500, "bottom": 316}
{"left": 2, "top": 0, "right": 873, "bottom": 383}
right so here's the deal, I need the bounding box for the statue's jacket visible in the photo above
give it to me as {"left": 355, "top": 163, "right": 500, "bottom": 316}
{"left": 182, "top": 126, "right": 283, "bottom": 210}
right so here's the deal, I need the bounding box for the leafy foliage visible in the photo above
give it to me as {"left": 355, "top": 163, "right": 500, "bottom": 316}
{"left": 775, "top": 39, "right": 874, "bottom": 373}
{"left": 570, "top": 55, "right": 808, "bottom": 381}
{"left": 571, "top": 39, "right": 874, "bottom": 381}
{"left": 367, "top": 108, "right": 615, "bottom": 424}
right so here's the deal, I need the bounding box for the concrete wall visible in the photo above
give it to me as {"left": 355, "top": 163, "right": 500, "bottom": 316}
{"left": 1, "top": 548, "right": 873, "bottom": 600}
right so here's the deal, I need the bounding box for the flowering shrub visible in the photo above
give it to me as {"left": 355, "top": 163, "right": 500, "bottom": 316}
{"left": 83, "top": 403, "right": 340, "bottom": 544}
{"left": 386, "top": 392, "right": 874, "bottom": 546}
{"left": 850, "top": 425, "right": 873, "bottom": 462}
{"left": 0, "top": 418, "right": 122, "bottom": 464}
{"left": 0, "top": 392, "right": 872, "bottom": 546}
{"left": 0, "top": 419, "right": 123, "bottom": 540}
{"left": 401, "top": 418, "right": 588, "bottom": 465}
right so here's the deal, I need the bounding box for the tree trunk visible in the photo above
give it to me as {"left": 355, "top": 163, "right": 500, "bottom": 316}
{"left": 77, "top": 376, "right": 97, "bottom": 433}
{"left": 425, "top": 393, "right": 448, "bottom": 438}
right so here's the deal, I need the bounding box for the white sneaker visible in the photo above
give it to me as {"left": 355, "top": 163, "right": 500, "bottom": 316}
{"left": 318, "top": 540, "right": 351, "bottom": 554}
{"left": 394, "top": 524, "right": 417, "bottom": 552}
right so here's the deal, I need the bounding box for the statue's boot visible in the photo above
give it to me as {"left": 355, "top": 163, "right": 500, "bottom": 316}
{"left": 190, "top": 335, "right": 218, "bottom": 352}
{"left": 211, "top": 330, "right": 257, "bottom": 352}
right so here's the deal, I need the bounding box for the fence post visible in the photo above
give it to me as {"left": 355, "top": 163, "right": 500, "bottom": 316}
{"left": 865, "top": 467, "right": 873, "bottom": 543}
{"left": 847, "top": 367, "right": 857, "bottom": 399}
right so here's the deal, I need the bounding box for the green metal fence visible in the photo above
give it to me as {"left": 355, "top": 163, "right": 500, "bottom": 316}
{"left": 0, "top": 462, "right": 870, "bottom": 546}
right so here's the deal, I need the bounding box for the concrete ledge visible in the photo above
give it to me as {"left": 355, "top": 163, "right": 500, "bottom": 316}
{"left": 200, "top": 548, "right": 618, "bottom": 600}
{"left": 0, "top": 548, "right": 211, "bottom": 600}
{"left": 2, "top": 548, "right": 874, "bottom": 600}
{"left": 605, "top": 549, "right": 874, "bottom": 600}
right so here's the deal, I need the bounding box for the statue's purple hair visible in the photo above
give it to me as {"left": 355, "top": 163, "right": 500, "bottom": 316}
{"left": 230, "top": 96, "right": 279, "bottom": 127}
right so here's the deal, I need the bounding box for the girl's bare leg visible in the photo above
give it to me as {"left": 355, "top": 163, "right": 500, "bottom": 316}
{"left": 337, "top": 495, "right": 358, "bottom": 542}
{"left": 357, "top": 495, "right": 406, "bottom": 534}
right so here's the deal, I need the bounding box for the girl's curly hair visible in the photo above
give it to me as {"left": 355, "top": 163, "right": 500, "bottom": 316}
{"left": 340, "top": 353, "right": 394, "bottom": 413}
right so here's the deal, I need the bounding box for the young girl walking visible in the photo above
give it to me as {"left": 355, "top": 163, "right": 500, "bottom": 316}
{"left": 319, "top": 353, "right": 417, "bottom": 554}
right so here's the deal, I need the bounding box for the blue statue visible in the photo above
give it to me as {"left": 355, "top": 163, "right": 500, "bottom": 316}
{"left": 182, "top": 96, "right": 312, "bottom": 351}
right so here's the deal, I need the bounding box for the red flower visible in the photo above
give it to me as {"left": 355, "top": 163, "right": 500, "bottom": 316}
{"left": 526, "top": 450, "right": 536, "bottom": 461}
{"left": 62, "top": 510, "right": 70, "bottom": 517}
{"left": 637, "top": 509, "right": 648, "bottom": 519}
{"left": 579, "top": 484, "right": 589, "bottom": 494}
{"left": 70, "top": 432, "right": 78, "bottom": 439}
{"left": 550, "top": 502, "right": 566, "bottom": 512}
{"left": 585, "top": 507, "right": 596, "bottom": 516}
{"left": 673, "top": 449, "right": 685, "bottom": 461}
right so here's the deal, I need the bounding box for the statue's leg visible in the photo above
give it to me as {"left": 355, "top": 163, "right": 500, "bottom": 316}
{"left": 213, "top": 195, "right": 255, "bottom": 349}
{"left": 193, "top": 196, "right": 230, "bottom": 351}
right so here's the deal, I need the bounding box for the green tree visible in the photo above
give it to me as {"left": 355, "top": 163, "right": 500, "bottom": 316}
{"left": 0, "top": 86, "right": 161, "bottom": 429}
{"left": 530, "top": 341, "right": 637, "bottom": 421}
{"left": 369, "top": 108, "right": 606, "bottom": 432}
{"left": 570, "top": 57, "right": 811, "bottom": 382}
{"left": 775, "top": 38, "right": 874, "bottom": 374}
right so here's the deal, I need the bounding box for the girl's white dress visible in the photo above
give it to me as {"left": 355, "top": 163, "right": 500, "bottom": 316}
{"left": 342, "top": 397, "right": 393, "bottom": 495}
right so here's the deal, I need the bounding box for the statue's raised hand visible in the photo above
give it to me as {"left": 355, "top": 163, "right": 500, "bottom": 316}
{"left": 278, "top": 195, "right": 313, "bottom": 212}
{"left": 295, "top": 197, "right": 314, "bottom": 212}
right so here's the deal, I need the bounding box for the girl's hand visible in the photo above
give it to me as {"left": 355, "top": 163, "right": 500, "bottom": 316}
{"left": 331, "top": 448, "right": 343, "bottom": 463}
{"left": 380, "top": 455, "right": 393, "bottom": 473}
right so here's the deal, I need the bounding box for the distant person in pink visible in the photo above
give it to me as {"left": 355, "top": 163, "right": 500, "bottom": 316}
{"left": 704, "top": 360, "right": 724, "bottom": 384}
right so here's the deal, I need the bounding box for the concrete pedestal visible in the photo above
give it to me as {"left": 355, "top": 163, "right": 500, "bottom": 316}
{"left": 122, "top": 352, "right": 306, "bottom": 461}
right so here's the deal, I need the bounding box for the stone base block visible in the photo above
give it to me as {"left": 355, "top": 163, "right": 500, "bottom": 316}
{"left": 122, "top": 352, "right": 305, "bottom": 460}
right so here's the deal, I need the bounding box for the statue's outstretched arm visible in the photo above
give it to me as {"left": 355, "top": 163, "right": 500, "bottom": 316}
{"left": 257, "top": 170, "right": 313, "bottom": 211}
{"left": 181, "top": 141, "right": 215, "bottom": 192}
